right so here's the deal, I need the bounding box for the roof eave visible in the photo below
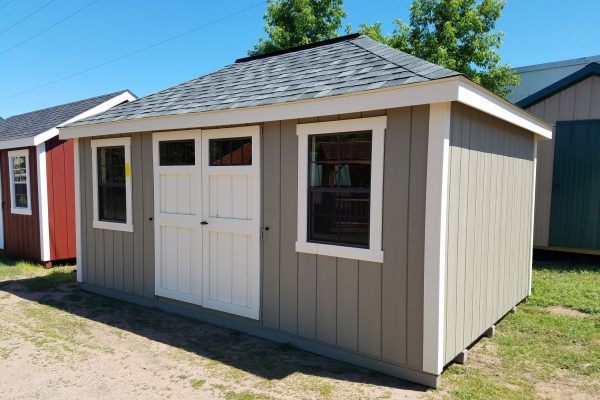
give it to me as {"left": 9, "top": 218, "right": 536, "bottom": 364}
{"left": 517, "top": 63, "right": 600, "bottom": 108}
{"left": 59, "top": 76, "right": 552, "bottom": 140}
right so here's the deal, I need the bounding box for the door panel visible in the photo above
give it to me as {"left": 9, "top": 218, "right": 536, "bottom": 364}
{"left": 549, "top": 120, "right": 600, "bottom": 249}
{"left": 153, "top": 127, "right": 261, "bottom": 320}
{"left": 153, "top": 131, "right": 203, "bottom": 305}
{"left": 202, "top": 126, "right": 261, "bottom": 320}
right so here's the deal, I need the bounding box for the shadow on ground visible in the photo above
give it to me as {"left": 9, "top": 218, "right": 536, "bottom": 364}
{"left": 534, "top": 248, "right": 600, "bottom": 270}
{"left": 0, "top": 270, "right": 426, "bottom": 394}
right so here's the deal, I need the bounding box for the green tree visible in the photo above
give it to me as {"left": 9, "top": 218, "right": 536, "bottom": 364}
{"left": 358, "top": 0, "right": 519, "bottom": 97}
{"left": 249, "top": 0, "right": 346, "bottom": 56}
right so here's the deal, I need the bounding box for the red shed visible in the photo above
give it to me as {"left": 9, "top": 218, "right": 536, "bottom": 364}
{"left": 0, "top": 91, "right": 136, "bottom": 265}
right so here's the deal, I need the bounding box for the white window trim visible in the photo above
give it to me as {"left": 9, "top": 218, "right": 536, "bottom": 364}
{"left": 296, "top": 116, "right": 386, "bottom": 264}
{"left": 8, "top": 149, "right": 32, "bottom": 216}
{"left": 91, "top": 137, "right": 133, "bottom": 232}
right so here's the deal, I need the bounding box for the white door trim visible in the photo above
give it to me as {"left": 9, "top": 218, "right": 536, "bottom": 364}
{"left": 37, "top": 143, "right": 51, "bottom": 262}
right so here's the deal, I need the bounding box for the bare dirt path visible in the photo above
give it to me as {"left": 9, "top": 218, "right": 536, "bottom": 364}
{"left": 0, "top": 271, "right": 426, "bottom": 400}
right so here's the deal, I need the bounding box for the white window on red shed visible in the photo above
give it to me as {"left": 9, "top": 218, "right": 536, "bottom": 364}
{"left": 8, "top": 149, "right": 32, "bottom": 215}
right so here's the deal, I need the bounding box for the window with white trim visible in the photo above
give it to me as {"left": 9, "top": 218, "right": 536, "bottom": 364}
{"left": 296, "top": 116, "right": 386, "bottom": 263}
{"left": 91, "top": 138, "right": 133, "bottom": 232}
{"left": 8, "top": 149, "right": 32, "bottom": 215}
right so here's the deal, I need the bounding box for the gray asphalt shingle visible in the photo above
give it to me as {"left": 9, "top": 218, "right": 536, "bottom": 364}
{"left": 68, "top": 34, "right": 460, "bottom": 127}
{"left": 0, "top": 91, "right": 130, "bottom": 142}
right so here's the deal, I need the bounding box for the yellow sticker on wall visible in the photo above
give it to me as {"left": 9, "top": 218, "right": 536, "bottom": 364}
{"left": 125, "top": 162, "right": 131, "bottom": 177}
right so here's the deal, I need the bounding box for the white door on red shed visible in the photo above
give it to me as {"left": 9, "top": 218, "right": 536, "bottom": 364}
{"left": 152, "top": 127, "right": 261, "bottom": 320}
{"left": 201, "top": 127, "right": 261, "bottom": 320}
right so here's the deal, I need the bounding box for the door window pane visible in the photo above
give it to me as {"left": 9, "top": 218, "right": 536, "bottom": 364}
{"left": 159, "top": 139, "right": 195, "bottom": 166}
{"left": 308, "top": 131, "right": 372, "bottom": 248}
{"left": 209, "top": 137, "right": 252, "bottom": 166}
{"left": 97, "top": 146, "right": 126, "bottom": 222}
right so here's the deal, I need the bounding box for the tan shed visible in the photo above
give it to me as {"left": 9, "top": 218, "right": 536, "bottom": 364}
{"left": 58, "top": 34, "right": 552, "bottom": 387}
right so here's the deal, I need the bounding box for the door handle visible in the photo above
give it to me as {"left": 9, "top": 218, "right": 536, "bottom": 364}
{"left": 201, "top": 221, "right": 208, "bottom": 225}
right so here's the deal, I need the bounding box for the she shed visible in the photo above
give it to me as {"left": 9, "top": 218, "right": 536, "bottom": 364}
{"left": 59, "top": 34, "right": 552, "bottom": 387}
{"left": 0, "top": 91, "right": 135, "bottom": 264}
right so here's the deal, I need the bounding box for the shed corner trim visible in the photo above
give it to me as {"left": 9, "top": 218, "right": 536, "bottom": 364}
{"left": 422, "top": 101, "right": 451, "bottom": 375}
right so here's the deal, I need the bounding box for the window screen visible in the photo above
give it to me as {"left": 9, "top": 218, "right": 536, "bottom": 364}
{"left": 209, "top": 137, "right": 252, "bottom": 166}
{"left": 12, "top": 155, "right": 28, "bottom": 209}
{"left": 308, "top": 131, "right": 372, "bottom": 247}
{"left": 97, "top": 146, "right": 126, "bottom": 223}
{"left": 159, "top": 139, "right": 195, "bottom": 166}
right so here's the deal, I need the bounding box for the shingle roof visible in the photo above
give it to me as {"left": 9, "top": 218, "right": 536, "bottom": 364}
{"left": 68, "top": 34, "right": 460, "bottom": 127}
{"left": 0, "top": 90, "right": 131, "bottom": 142}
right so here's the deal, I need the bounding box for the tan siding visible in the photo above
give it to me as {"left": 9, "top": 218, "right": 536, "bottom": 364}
{"left": 527, "top": 75, "right": 600, "bottom": 247}
{"left": 262, "top": 121, "right": 281, "bottom": 329}
{"left": 336, "top": 258, "right": 359, "bottom": 351}
{"left": 80, "top": 133, "right": 155, "bottom": 301}
{"left": 278, "top": 119, "right": 299, "bottom": 334}
{"left": 78, "top": 107, "right": 430, "bottom": 372}
{"left": 358, "top": 261, "right": 382, "bottom": 358}
{"left": 316, "top": 255, "right": 337, "bottom": 345}
{"left": 406, "top": 105, "right": 428, "bottom": 369}
{"left": 444, "top": 103, "right": 535, "bottom": 364}
{"left": 381, "top": 107, "right": 411, "bottom": 364}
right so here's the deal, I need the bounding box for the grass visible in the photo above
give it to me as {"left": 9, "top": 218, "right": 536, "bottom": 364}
{"left": 438, "top": 262, "right": 600, "bottom": 399}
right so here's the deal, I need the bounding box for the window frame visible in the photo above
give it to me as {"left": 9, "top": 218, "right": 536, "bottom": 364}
{"left": 8, "top": 149, "right": 32, "bottom": 216}
{"left": 296, "top": 116, "right": 386, "bottom": 263}
{"left": 91, "top": 137, "right": 133, "bottom": 232}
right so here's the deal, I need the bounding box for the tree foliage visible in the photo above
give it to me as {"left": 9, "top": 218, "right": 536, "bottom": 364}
{"left": 359, "top": 0, "right": 519, "bottom": 97}
{"left": 249, "top": 0, "right": 346, "bottom": 56}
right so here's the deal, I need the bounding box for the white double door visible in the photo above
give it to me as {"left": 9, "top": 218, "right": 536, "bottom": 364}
{"left": 153, "top": 126, "right": 261, "bottom": 320}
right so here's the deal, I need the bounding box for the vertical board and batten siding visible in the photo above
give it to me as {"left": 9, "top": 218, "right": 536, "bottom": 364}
{"left": 548, "top": 120, "right": 600, "bottom": 249}
{"left": 0, "top": 147, "right": 41, "bottom": 261}
{"left": 78, "top": 133, "right": 155, "bottom": 297}
{"left": 45, "top": 136, "right": 76, "bottom": 261}
{"left": 444, "top": 103, "right": 535, "bottom": 364}
{"left": 526, "top": 75, "right": 600, "bottom": 247}
{"left": 79, "top": 106, "right": 431, "bottom": 373}
{"left": 261, "top": 107, "right": 430, "bottom": 368}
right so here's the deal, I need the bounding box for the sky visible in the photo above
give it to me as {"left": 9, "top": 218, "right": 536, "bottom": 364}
{"left": 1, "top": 0, "right": 599, "bottom": 117}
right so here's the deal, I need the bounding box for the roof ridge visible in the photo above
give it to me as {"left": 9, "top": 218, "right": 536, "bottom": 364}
{"left": 4, "top": 90, "right": 129, "bottom": 120}
{"left": 235, "top": 33, "right": 361, "bottom": 63}
{"left": 348, "top": 35, "right": 447, "bottom": 81}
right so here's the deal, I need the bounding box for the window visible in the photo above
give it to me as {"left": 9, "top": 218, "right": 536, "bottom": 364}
{"left": 209, "top": 137, "right": 252, "bottom": 166}
{"left": 91, "top": 138, "right": 133, "bottom": 232}
{"left": 296, "top": 117, "right": 386, "bottom": 263}
{"left": 159, "top": 140, "right": 195, "bottom": 166}
{"left": 8, "top": 149, "right": 32, "bottom": 215}
{"left": 308, "top": 132, "right": 371, "bottom": 247}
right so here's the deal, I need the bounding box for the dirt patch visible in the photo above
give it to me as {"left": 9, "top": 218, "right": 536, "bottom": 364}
{"left": 0, "top": 282, "right": 427, "bottom": 400}
{"left": 546, "top": 305, "right": 588, "bottom": 318}
{"left": 535, "top": 379, "right": 598, "bottom": 400}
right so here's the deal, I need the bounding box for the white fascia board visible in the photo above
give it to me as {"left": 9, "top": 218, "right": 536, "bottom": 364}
{"left": 58, "top": 77, "right": 553, "bottom": 140}
{"left": 58, "top": 78, "right": 459, "bottom": 139}
{"left": 0, "top": 137, "right": 35, "bottom": 150}
{"left": 456, "top": 78, "right": 553, "bottom": 139}
{"left": 0, "top": 91, "right": 136, "bottom": 151}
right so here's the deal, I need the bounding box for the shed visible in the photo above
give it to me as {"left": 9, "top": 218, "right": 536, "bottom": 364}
{"left": 59, "top": 34, "right": 552, "bottom": 386}
{"left": 0, "top": 90, "right": 136, "bottom": 264}
{"left": 517, "top": 62, "right": 600, "bottom": 253}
